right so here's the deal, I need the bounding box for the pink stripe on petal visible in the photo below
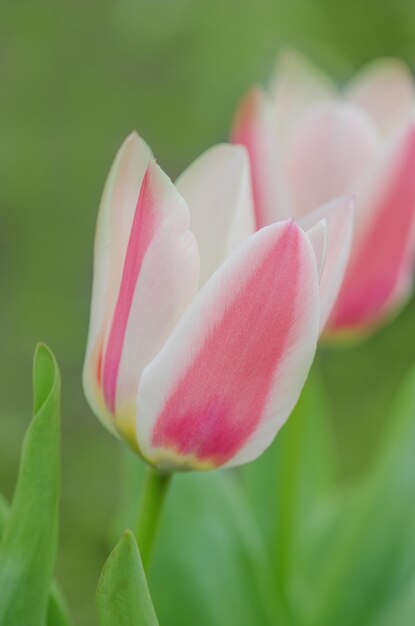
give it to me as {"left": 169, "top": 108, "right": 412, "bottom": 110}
{"left": 150, "top": 222, "right": 303, "bottom": 465}
{"left": 102, "top": 164, "right": 159, "bottom": 412}
{"left": 329, "top": 126, "right": 415, "bottom": 330}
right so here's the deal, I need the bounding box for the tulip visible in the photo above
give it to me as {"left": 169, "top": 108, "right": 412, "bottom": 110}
{"left": 232, "top": 51, "right": 415, "bottom": 334}
{"left": 83, "top": 132, "right": 352, "bottom": 470}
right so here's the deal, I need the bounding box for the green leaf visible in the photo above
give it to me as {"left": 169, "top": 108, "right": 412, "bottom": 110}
{"left": 0, "top": 492, "right": 8, "bottom": 537}
{"left": 0, "top": 492, "right": 72, "bottom": 626}
{"left": 149, "top": 470, "right": 287, "bottom": 626}
{"left": 240, "top": 364, "right": 334, "bottom": 618}
{"left": 46, "top": 583, "right": 73, "bottom": 626}
{"left": 370, "top": 572, "right": 415, "bottom": 626}
{"left": 113, "top": 449, "right": 287, "bottom": 626}
{"left": 0, "top": 344, "right": 61, "bottom": 626}
{"left": 306, "top": 364, "right": 415, "bottom": 626}
{"left": 96, "top": 529, "right": 159, "bottom": 626}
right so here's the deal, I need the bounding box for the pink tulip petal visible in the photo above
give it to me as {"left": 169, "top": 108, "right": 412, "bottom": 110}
{"left": 345, "top": 59, "right": 415, "bottom": 135}
{"left": 329, "top": 126, "right": 415, "bottom": 331}
{"left": 270, "top": 49, "right": 335, "bottom": 140}
{"left": 176, "top": 144, "right": 255, "bottom": 286}
{"left": 284, "top": 102, "right": 381, "bottom": 218}
{"left": 87, "top": 133, "right": 152, "bottom": 350}
{"left": 84, "top": 156, "right": 200, "bottom": 442}
{"left": 301, "top": 197, "right": 354, "bottom": 331}
{"left": 136, "top": 220, "right": 319, "bottom": 470}
{"left": 102, "top": 165, "right": 158, "bottom": 414}
{"left": 83, "top": 132, "right": 152, "bottom": 433}
{"left": 231, "top": 87, "right": 291, "bottom": 228}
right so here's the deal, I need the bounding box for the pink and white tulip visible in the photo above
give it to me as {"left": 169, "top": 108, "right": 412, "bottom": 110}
{"left": 83, "top": 132, "right": 352, "bottom": 470}
{"left": 232, "top": 51, "right": 415, "bottom": 334}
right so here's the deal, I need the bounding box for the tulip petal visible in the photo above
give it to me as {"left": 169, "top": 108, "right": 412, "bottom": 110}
{"left": 305, "top": 218, "right": 327, "bottom": 280}
{"left": 301, "top": 197, "right": 354, "bottom": 331}
{"left": 345, "top": 59, "right": 415, "bottom": 135}
{"left": 176, "top": 144, "right": 255, "bottom": 286}
{"left": 87, "top": 133, "right": 153, "bottom": 354}
{"left": 84, "top": 158, "right": 200, "bottom": 443}
{"left": 136, "top": 220, "right": 320, "bottom": 470}
{"left": 328, "top": 126, "right": 415, "bottom": 331}
{"left": 270, "top": 49, "right": 335, "bottom": 139}
{"left": 231, "top": 87, "right": 291, "bottom": 228}
{"left": 284, "top": 102, "right": 381, "bottom": 217}
{"left": 83, "top": 132, "right": 152, "bottom": 434}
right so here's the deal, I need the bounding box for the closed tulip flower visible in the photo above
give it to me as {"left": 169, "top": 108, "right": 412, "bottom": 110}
{"left": 232, "top": 51, "right": 415, "bottom": 335}
{"left": 83, "top": 132, "right": 352, "bottom": 471}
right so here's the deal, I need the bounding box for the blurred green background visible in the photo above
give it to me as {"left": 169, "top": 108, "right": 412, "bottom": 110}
{"left": 0, "top": 1, "right": 415, "bottom": 624}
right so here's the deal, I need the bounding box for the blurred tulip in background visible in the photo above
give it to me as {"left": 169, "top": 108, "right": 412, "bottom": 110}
{"left": 232, "top": 51, "right": 415, "bottom": 334}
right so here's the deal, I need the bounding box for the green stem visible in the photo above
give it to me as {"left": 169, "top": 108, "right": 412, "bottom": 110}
{"left": 135, "top": 466, "right": 172, "bottom": 571}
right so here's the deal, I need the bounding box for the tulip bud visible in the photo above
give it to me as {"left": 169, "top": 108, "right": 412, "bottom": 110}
{"left": 84, "top": 133, "right": 351, "bottom": 469}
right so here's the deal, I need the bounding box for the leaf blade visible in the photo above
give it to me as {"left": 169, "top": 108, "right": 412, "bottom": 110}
{"left": 307, "top": 364, "right": 415, "bottom": 626}
{"left": 0, "top": 492, "right": 72, "bottom": 626}
{"left": 0, "top": 344, "right": 61, "bottom": 626}
{"left": 240, "top": 364, "right": 334, "bottom": 618}
{"left": 97, "top": 529, "right": 159, "bottom": 626}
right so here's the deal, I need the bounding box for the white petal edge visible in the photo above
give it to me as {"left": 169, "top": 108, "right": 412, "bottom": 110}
{"left": 299, "top": 196, "right": 355, "bottom": 331}
{"left": 306, "top": 218, "right": 328, "bottom": 280}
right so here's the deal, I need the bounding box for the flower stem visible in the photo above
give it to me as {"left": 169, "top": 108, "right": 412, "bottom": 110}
{"left": 135, "top": 466, "right": 172, "bottom": 571}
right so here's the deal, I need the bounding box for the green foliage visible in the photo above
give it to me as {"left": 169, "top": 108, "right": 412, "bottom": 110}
{"left": 243, "top": 365, "right": 334, "bottom": 541}
{"left": 0, "top": 493, "right": 71, "bottom": 626}
{"left": 144, "top": 469, "right": 286, "bottom": 626}
{"left": 114, "top": 365, "right": 415, "bottom": 626}
{"left": 305, "top": 364, "right": 415, "bottom": 626}
{"left": 46, "top": 584, "right": 73, "bottom": 626}
{"left": 0, "top": 493, "right": 8, "bottom": 537}
{"left": 0, "top": 344, "right": 61, "bottom": 626}
{"left": 241, "top": 365, "right": 335, "bottom": 618}
{"left": 371, "top": 573, "right": 415, "bottom": 626}
{"left": 112, "top": 447, "right": 289, "bottom": 625}
{"left": 239, "top": 362, "right": 415, "bottom": 626}
{"left": 96, "top": 530, "right": 159, "bottom": 626}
